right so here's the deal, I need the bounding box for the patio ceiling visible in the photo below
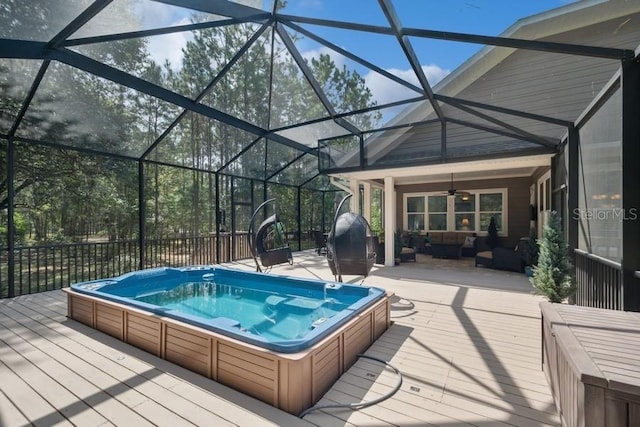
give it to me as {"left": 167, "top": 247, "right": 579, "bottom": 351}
{"left": 0, "top": 0, "right": 638, "bottom": 188}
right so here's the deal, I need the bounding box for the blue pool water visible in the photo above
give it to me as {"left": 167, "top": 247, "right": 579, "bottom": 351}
{"left": 70, "top": 266, "right": 385, "bottom": 353}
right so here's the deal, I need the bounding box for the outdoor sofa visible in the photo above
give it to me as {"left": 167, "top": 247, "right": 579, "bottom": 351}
{"left": 421, "top": 231, "right": 478, "bottom": 259}
{"left": 475, "top": 237, "right": 529, "bottom": 272}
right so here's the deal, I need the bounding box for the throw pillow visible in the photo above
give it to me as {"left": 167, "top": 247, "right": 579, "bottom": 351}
{"left": 463, "top": 236, "right": 476, "bottom": 248}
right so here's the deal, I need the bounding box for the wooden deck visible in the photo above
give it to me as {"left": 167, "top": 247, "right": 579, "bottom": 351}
{"left": 0, "top": 252, "right": 561, "bottom": 426}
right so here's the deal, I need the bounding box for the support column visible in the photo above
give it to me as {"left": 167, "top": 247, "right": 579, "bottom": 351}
{"left": 564, "top": 125, "right": 579, "bottom": 306}
{"left": 567, "top": 125, "right": 579, "bottom": 260}
{"left": 349, "top": 179, "right": 359, "bottom": 213}
{"left": 296, "top": 187, "right": 302, "bottom": 251}
{"left": 621, "top": 58, "right": 640, "bottom": 311}
{"left": 215, "top": 173, "right": 220, "bottom": 264}
{"left": 7, "top": 138, "right": 15, "bottom": 297}
{"left": 363, "top": 182, "right": 371, "bottom": 225}
{"left": 138, "top": 160, "right": 145, "bottom": 270}
{"left": 384, "top": 176, "right": 395, "bottom": 267}
{"left": 230, "top": 177, "right": 235, "bottom": 261}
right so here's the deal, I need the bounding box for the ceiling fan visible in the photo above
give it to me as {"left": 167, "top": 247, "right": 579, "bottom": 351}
{"left": 442, "top": 173, "right": 471, "bottom": 199}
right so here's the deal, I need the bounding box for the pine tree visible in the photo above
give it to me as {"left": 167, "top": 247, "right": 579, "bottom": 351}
{"left": 531, "top": 211, "right": 575, "bottom": 302}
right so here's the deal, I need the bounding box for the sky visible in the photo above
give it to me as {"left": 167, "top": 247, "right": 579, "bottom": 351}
{"left": 267, "top": 0, "right": 580, "bottom": 108}
{"left": 100, "top": 0, "right": 580, "bottom": 118}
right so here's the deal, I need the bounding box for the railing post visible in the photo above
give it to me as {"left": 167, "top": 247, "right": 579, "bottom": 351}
{"left": 297, "top": 187, "right": 302, "bottom": 251}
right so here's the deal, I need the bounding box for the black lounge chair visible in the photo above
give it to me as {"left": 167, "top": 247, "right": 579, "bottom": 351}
{"left": 311, "top": 230, "right": 327, "bottom": 255}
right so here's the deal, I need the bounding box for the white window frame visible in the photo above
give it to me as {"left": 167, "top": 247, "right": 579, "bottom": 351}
{"left": 537, "top": 170, "right": 551, "bottom": 239}
{"left": 453, "top": 194, "right": 476, "bottom": 232}
{"left": 405, "top": 195, "right": 426, "bottom": 231}
{"left": 403, "top": 188, "right": 508, "bottom": 235}
{"left": 428, "top": 194, "right": 449, "bottom": 231}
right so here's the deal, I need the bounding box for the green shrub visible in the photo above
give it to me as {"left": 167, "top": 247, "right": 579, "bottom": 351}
{"left": 531, "top": 211, "right": 575, "bottom": 302}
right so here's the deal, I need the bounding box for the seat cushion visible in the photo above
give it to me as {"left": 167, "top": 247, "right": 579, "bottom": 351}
{"left": 429, "top": 233, "right": 443, "bottom": 244}
{"left": 442, "top": 232, "right": 457, "bottom": 245}
{"left": 475, "top": 250, "right": 493, "bottom": 267}
{"left": 400, "top": 247, "right": 416, "bottom": 262}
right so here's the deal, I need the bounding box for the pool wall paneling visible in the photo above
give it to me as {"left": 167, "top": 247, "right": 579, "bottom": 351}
{"left": 65, "top": 289, "right": 391, "bottom": 415}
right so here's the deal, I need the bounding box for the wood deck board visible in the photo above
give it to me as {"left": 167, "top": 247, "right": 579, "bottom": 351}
{"left": 373, "top": 331, "right": 543, "bottom": 371}
{"left": 0, "top": 356, "right": 74, "bottom": 427}
{"left": 1, "top": 292, "right": 311, "bottom": 427}
{"left": 1, "top": 254, "right": 561, "bottom": 426}
{"left": 324, "top": 378, "right": 504, "bottom": 426}
{"left": 381, "top": 316, "right": 542, "bottom": 350}
{"left": 0, "top": 322, "right": 152, "bottom": 427}
{"left": 340, "top": 352, "right": 557, "bottom": 426}
{"left": 349, "top": 361, "right": 556, "bottom": 412}
{"left": 367, "top": 339, "right": 550, "bottom": 388}
{"left": 290, "top": 257, "right": 560, "bottom": 426}
{"left": 0, "top": 388, "right": 33, "bottom": 427}
{"left": 0, "top": 302, "right": 213, "bottom": 426}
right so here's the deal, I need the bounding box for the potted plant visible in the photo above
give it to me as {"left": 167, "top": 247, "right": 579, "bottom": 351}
{"left": 531, "top": 211, "right": 575, "bottom": 302}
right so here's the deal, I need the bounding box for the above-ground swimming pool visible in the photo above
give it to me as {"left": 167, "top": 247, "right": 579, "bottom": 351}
{"left": 65, "top": 265, "right": 391, "bottom": 414}
{"left": 69, "top": 265, "right": 385, "bottom": 353}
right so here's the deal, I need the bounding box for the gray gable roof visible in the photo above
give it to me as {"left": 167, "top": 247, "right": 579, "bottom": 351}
{"left": 347, "top": 1, "right": 640, "bottom": 171}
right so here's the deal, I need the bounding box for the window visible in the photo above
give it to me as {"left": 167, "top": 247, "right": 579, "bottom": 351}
{"left": 428, "top": 195, "right": 447, "bottom": 230}
{"left": 455, "top": 194, "right": 475, "bottom": 231}
{"left": 404, "top": 189, "right": 506, "bottom": 234}
{"left": 406, "top": 196, "right": 425, "bottom": 230}
{"left": 479, "top": 193, "right": 503, "bottom": 232}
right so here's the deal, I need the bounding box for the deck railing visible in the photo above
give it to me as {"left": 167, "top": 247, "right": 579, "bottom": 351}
{"left": 2, "top": 235, "right": 234, "bottom": 297}
{"left": 1, "top": 232, "right": 316, "bottom": 298}
{"left": 574, "top": 249, "right": 623, "bottom": 310}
